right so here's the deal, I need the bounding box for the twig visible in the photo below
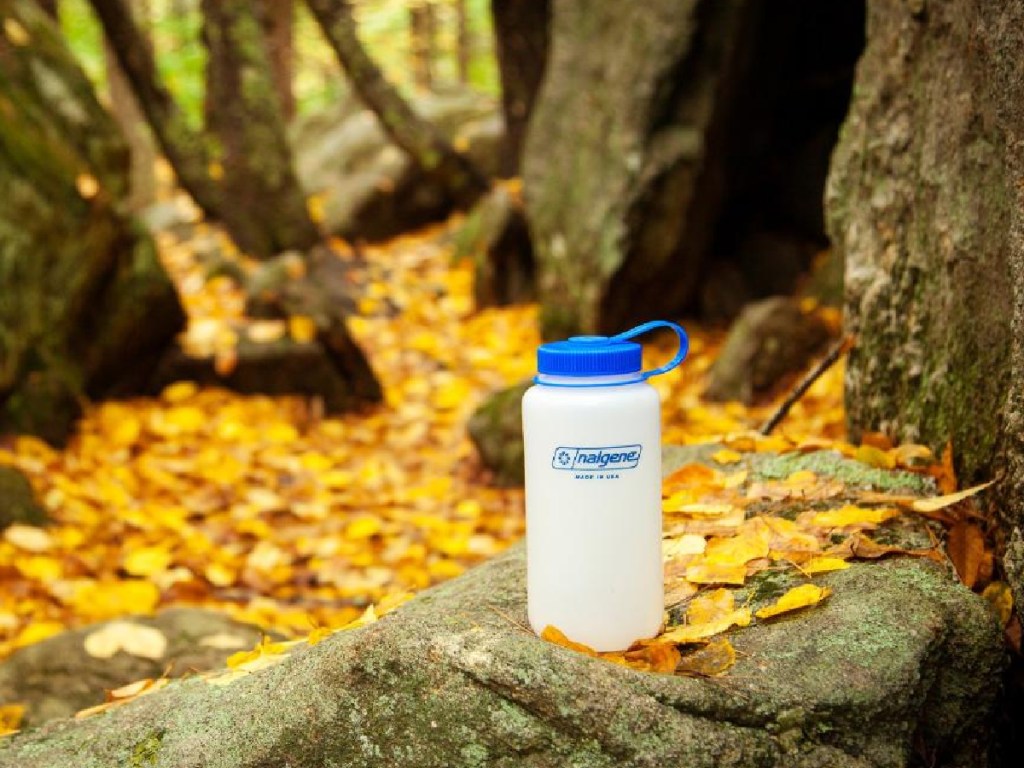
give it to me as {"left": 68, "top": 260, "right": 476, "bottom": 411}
{"left": 759, "top": 335, "right": 853, "bottom": 436}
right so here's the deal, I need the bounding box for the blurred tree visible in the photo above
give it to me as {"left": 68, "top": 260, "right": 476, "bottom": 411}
{"left": 305, "top": 0, "right": 489, "bottom": 207}
{"left": 408, "top": 0, "right": 435, "bottom": 90}
{"left": 0, "top": 0, "right": 185, "bottom": 443}
{"left": 454, "top": 0, "right": 469, "bottom": 84}
{"left": 200, "top": 0, "right": 317, "bottom": 257}
{"left": 490, "top": 0, "right": 548, "bottom": 175}
{"left": 256, "top": 0, "right": 295, "bottom": 120}
{"left": 34, "top": 0, "right": 55, "bottom": 17}
{"left": 103, "top": 0, "right": 156, "bottom": 210}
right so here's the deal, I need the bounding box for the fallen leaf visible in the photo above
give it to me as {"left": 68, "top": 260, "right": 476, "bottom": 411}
{"left": 540, "top": 625, "right": 598, "bottom": 657}
{"left": 946, "top": 521, "right": 986, "bottom": 588}
{"left": 684, "top": 563, "right": 748, "bottom": 586}
{"left": 981, "top": 581, "right": 1014, "bottom": 626}
{"left": 800, "top": 556, "right": 851, "bottom": 574}
{"left": 854, "top": 444, "right": 896, "bottom": 469}
{"left": 3, "top": 525, "right": 53, "bottom": 553}
{"left": 84, "top": 621, "right": 167, "bottom": 660}
{"left": 676, "top": 638, "right": 736, "bottom": 676}
{"left": 0, "top": 703, "right": 24, "bottom": 736}
{"left": 755, "top": 583, "right": 831, "bottom": 619}
{"left": 199, "top": 632, "right": 249, "bottom": 650}
{"left": 912, "top": 481, "right": 994, "bottom": 513}
{"left": 658, "top": 607, "right": 751, "bottom": 644}
{"left": 809, "top": 506, "right": 899, "bottom": 529}
{"left": 711, "top": 449, "right": 743, "bottom": 465}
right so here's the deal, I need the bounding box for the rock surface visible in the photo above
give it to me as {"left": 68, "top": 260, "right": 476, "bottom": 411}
{"left": 467, "top": 382, "right": 530, "bottom": 486}
{"left": 293, "top": 90, "right": 503, "bottom": 242}
{"left": 704, "top": 297, "right": 832, "bottom": 404}
{"left": 0, "top": 466, "right": 46, "bottom": 530}
{"left": 0, "top": 609, "right": 270, "bottom": 729}
{"left": 0, "top": 449, "right": 1004, "bottom": 768}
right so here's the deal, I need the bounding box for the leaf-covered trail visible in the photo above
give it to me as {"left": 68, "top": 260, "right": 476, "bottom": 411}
{"left": 0, "top": 221, "right": 846, "bottom": 660}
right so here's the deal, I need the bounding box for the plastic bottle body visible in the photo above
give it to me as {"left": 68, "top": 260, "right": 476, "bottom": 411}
{"left": 522, "top": 375, "right": 663, "bottom": 651}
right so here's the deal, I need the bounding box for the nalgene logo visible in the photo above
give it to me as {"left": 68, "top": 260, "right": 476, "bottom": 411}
{"left": 551, "top": 445, "right": 642, "bottom": 471}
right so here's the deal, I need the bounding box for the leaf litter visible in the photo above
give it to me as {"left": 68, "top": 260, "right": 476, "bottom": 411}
{"left": 0, "top": 218, "right": 1004, "bottom": 710}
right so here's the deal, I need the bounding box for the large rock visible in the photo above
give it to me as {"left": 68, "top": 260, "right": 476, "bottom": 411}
{"left": 0, "top": 450, "right": 1004, "bottom": 767}
{"left": 467, "top": 382, "right": 530, "bottom": 486}
{"left": 293, "top": 90, "right": 504, "bottom": 242}
{"left": 0, "top": 466, "right": 46, "bottom": 529}
{"left": 0, "top": 609, "right": 270, "bottom": 729}
{"left": 704, "top": 297, "right": 833, "bottom": 403}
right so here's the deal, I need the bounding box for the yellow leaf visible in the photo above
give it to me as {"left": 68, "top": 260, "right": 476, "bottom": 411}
{"left": 540, "top": 625, "right": 598, "bottom": 657}
{"left": 854, "top": 444, "right": 896, "bottom": 469}
{"left": 702, "top": 529, "right": 770, "bottom": 567}
{"left": 2, "top": 17, "right": 30, "bottom": 46}
{"left": 810, "top": 505, "right": 899, "bottom": 528}
{"left": 205, "top": 562, "right": 236, "bottom": 587}
{"left": 345, "top": 515, "right": 382, "bottom": 539}
{"left": 911, "top": 481, "right": 994, "bottom": 513}
{"left": 686, "top": 588, "right": 736, "bottom": 624}
{"left": 16, "top": 555, "right": 62, "bottom": 581}
{"left": 800, "top": 557, "right": 851, "bottom": 574}
{"left": 755, "top": 583, "right": 832, "bottom": 619}
{"left": 306, "top": 193, "right": 326, "bottom": 224}
{"left": 83, "top": 621, "right": 167, "bottom": 660}
{"left": 663, "top": 534, "right": 706, "bottom": 560}
{"left": 70, "top": 580, "right": 160, "bottom": 620}
{"left": 247, "top": 320, "right": 287, "bottom": 344}
{"left": 982, "top": 581, "right": 1014, "bottom": 626}
{"left": 123, "top": 547, "right": 173, "bottom": 577}
{"left": 684, "top": 563, "right": 748, "bottom": 586}
{"left": 161, "top": 381, "right": 198, "bottom": 403}
{"left": 667, "top": 503, "right": 736, "bottom": 517}
{"left": 198, "top": 632, "right": 249, "bottom": 650}
{"left": 288, "top": 315, "right": 318, "bottom": 343}
{"left": 432, "top": 378, "right": 471, "bottom": 410}
{"left": 3, "top": 524, "right": 53, "bottom": 553}
{"left": 676, "top": 638, "right": 736, "bottom": 676}
{"left": 783, "top": 470, "right": 818, "bottom": 487}
{"left": 0, "top": 703, "right": 25, "bottom": 736}
{"left": 658, "top": 607, "right": 751, "bottom": 644}
{"left": 711, "top": 449, "right": 743, "bottom": 465}
{"left": 13, "top": 621, "right": 64, "bottom": 648}
{"left": 75, "top": 173, "right": 99, "bottom": 199}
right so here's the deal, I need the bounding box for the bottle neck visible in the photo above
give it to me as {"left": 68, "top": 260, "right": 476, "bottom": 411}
{"left": 534, "top": 372, "right": 644, "bottom": 387}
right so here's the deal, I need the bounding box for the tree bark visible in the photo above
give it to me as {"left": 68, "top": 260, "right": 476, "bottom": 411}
{"left": 305, "top": 0, "right": 489, "bottom": 207}
{"left": 454, "top": 0, "right": 469, "bottom": 84}
{"left": 103, "top": 0, "right": 156, "bottom": 210}
{"left": 827, "top": 2, "right": 1024, "bottom": 587}
{"left": 490, "top": 0, "right": 549, "bottom": 176}
{"left": 201, "top": 0, "right": 319, "bottom": 258}
{"left": 34, "top": 0, "right": 55, "bottom": 17}
{"left": 408, "top": 0, "right": 436, "bottom": 90}
{"left": 87, "top": 0, "right": 223, "bottom": 220}
{"left": 523, "top": 0, "right": 753, "bottom": 338}
{"left": 256, "top": 0, "right": 294, "bottom": 121}
{"left": 0, "top": 0, "right": 185, "bottom": 445}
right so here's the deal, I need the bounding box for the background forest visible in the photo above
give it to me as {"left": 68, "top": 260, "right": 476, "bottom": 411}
{"left": 1, "top": 1, "right": 1023, "bottom": 766}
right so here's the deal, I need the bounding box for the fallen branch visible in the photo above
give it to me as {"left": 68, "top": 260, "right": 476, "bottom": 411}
{"left": 759, "top": 335, "right": 853, "bottom": 436}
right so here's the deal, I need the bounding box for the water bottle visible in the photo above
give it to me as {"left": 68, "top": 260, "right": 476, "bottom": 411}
{"left": 522, "top": 321, "right": 689, "bottom": 651}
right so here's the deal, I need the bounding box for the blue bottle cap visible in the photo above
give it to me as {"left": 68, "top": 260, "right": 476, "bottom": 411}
{"left": 537, "top": 336, "right": 642, "bottom": 377}
{"left": 535, "top": 321, "right": 689, "bottom": 382}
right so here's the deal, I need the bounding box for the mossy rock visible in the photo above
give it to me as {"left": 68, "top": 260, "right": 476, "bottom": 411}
{"left": 0, "top": 450, "right": 1005, "bottom": 768}
{"left": 0, "top": 609, "right": 272, "bottom": 729}
{"left": 467, "top": 382, "right": 530, "bottom": 486}
{"left": 0, "top": 466, "right": 47, "bottom": 529}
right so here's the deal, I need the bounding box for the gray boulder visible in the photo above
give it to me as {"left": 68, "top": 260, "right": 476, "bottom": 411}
{"left": 0, "top": 450, "right": 1004, "bottom": 767}
{"left": 0, "top": 609, "right": 270, "bottom": 729}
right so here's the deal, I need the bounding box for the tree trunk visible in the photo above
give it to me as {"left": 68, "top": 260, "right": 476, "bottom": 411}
{"left": 34, "top": 0, "right": 55, "bottom": 17}
{"left": 490, "top": 0, "right": 549, "bottom": 176}
{"left": 0, "top": 0, "right": 185, "bottom": 445}
{"left": 256, "top": 0, "right": 295, "bottom": 120}
{"left": 827, "top": 1, "right": 1024, "bottom": 605}
{"left": 103, "top": 0, "right": 156, "bottom": 210}
{"left": 454, "top": 0, "right": 469, "bottom": 84}
{"left": 87, "top": 0, "right": 223, "bottom": 220}
{"left": 201, "top": 0, "right": 319, "bottom": 259}
{"left": 523, "top": 0, "right": 753, "bottom": 339}
{"left": 305, "top": 0, "right": 489, "bottom": 207}
{"left": 408, "top": 0, "right": 435, "bottom": 90}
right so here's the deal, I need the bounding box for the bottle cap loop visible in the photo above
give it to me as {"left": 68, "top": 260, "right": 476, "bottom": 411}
{"left": 535, "top": 320, "right": 688, "bottom": 384}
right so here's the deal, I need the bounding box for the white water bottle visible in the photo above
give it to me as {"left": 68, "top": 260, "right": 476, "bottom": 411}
{"left": 522, "top": 321, "right": 689, "bottom": 651}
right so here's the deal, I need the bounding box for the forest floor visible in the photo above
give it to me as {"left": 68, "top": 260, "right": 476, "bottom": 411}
{"left": 0, "top": 214, "right": 849, "bottom": 662}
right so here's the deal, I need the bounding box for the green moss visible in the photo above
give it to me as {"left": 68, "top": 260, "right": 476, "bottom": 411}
{"left": 751, "top": 451, "right": 929, "bottom": 493}
{"left": 130, "top": 731, "right": 163, "bottom": 768}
